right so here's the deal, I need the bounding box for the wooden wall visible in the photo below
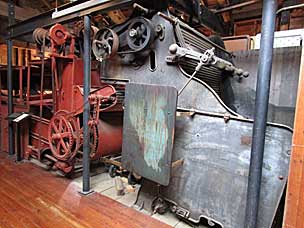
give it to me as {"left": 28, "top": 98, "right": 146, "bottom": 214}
{"left": 0, "top": 44, "right": 42, "bottom": 67}
{"left": 233, "top": 8, "right": 304, "bottom": 36}
{"left": 283, "top": 46, "right": 304, "bottom": 228}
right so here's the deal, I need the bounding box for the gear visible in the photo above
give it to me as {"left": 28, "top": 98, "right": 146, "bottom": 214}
{"left": 48, "top": 110, "right": 80, "bottom": 161}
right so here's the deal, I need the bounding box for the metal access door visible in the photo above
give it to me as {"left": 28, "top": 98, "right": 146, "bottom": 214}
{"left": 122, "top": 83, "right": 178, "bottom": 186}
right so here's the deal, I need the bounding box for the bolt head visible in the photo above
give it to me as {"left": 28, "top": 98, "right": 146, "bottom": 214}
{"left": 129, "top": 29, "right": 137, "bottom": 37}
{"left": 169, "top": 44, "right": 178, "bottom": 54}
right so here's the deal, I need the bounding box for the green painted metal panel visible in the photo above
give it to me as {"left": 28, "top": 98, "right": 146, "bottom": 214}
{"left": 122, "top": 83, "right": 177, "bottom": 186}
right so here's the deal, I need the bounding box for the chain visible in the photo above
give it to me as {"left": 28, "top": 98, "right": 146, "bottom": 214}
{"left": 89, "top": 96, "right": 106, "bottom": 128}
{"left": 92, "top": 96, "right": 98, "bottom": 121}
{"left": 88, "top": 96, "right": 100, "bottom": 157}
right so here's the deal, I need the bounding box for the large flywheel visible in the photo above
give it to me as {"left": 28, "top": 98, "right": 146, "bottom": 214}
{"left": 48, "top": 110, "right": 80, "bottom": 161}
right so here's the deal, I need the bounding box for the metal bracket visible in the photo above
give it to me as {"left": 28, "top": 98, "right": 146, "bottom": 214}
{"left": 167, "top": 43, "right": 249, "bottom": 78}
{"left": 79, "top": 189, "right": 95, "bottom": 196}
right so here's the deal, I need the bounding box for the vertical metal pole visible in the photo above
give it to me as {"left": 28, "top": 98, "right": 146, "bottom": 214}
{"left": 244, "top": 1, "right": 277, "bottom": 228}
{"left": 7, "top": 0, "right": 15, "bottom": 156}
{"left": 82, "top": 15, "right": 92, "bottom": 194}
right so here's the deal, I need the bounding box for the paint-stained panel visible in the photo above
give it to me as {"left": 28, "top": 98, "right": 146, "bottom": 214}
{"left": 122, "top": 83, "right": 177, "bottom": 186}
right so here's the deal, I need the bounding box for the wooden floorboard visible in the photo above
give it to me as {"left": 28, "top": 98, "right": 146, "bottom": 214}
{"left": 0, "top": 153, "right": 172, "bottom": 228}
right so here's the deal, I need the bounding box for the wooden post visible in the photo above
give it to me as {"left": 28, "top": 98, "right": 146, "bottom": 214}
{"left": 283, "top": 46, "right": 304, "bottom": 228}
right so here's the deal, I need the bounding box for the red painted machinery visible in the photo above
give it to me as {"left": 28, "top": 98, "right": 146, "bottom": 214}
{"left": 15, "top": 23, "right": 124, "bottom": 174}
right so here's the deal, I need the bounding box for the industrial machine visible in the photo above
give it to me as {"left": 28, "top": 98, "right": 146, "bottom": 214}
{"left": 0, "top": 3, "right": 293, "bottom": 228}
{"left": 0, "top": 23, "right": 124, "bottom": 174}
{"left": 88, "top": 9, "right": 292, "bottom": 228}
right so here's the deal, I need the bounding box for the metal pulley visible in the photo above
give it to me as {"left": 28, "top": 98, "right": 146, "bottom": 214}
{"left": 92, "top": 28, "right": 119, "bottom": 61}
{"left": 49, "top": 23, "right": 69, "bottom": 45}
{"left": 74, "top": 21, "right": 99, "bottom": 41}
{"left": 47, "top": 23, "right": 76, "bottom": 56}
{"left": 126, "top": 17, "right": 155, "bottom": 52}
{"left": 33, "top": 28, "right": 49, "bottom": 46}
{"left": 48, "top": 110, "right": 80, "bottom": 161}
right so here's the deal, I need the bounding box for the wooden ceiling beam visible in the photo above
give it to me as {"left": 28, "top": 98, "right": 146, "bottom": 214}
{"left": 216, "top": 0, "right": 231, "bottom": 22}
{"left": 232, "top": 9, "right": 262, "bottom": 20}
{"left": 232, "top": 1, "right": 262, "bottom": 14}
{"left": 0, "top": 0, "right": 40, "bottom": 21}
{"left": 40, "top": 0, "right": 52, "bottom": 9}
{"left": 216, "top": 0, "right": 228, "bottom": 6}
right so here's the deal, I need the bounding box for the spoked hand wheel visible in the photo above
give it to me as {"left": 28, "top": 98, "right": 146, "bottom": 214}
{"left": 48, "top": 110, "right": 80, "bottom": 161}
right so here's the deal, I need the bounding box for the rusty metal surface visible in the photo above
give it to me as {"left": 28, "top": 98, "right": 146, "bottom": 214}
{"left": 228, "top": 47, "right": 302, "bottom": 127}
{"left": 161, "top": 113, "right": 291, "bottom": 227}
{"left": 93, "top": 115, "right": 123, "bottom": 159}
{"left": 135, "top": 102, "right": 292, "bottom": 228}
{"left": 122, "top": 83, "right": 177, "bottom": 186}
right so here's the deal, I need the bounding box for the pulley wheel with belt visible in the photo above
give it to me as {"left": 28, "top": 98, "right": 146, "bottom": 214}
{"left": 126, "top": 17, "right": 155, "bottom": 52}
{"left": 92, "top": 28, "right": 119, "bottom": 61}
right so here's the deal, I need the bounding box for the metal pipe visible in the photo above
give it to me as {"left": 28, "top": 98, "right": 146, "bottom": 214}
{"left": 82, "top": 15, "right": 92, "bottom": 194}
{"left": 213, "top": 0, "right": 259, "bottom": 14}
{"left": 277, "top": 3, "right": 304, "bottom": 14}
{"left": 7, "top": 0, "right": 15, "bottom": 156}
{"left": 244, "top": 1, "right": 277, "bottom": 228}
{"left": 38, "top": 36, "right": 46, "bottom": 157}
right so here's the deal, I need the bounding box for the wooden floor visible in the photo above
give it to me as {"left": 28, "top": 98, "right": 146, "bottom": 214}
{"left": 0, "top": 153, "right": 171, "bottom": 228}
